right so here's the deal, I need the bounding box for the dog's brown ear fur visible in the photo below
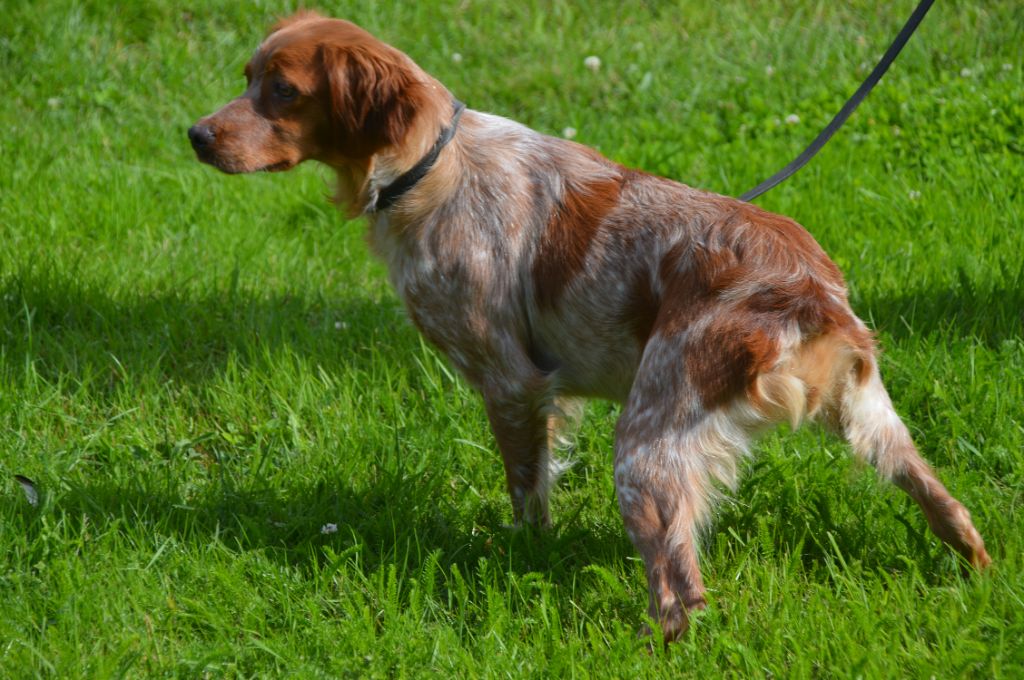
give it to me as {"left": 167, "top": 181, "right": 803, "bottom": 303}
{"left": 320, "top": 42, "right": 424, "bottom": 157}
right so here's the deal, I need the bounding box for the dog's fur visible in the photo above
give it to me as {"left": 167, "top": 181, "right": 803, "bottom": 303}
{"left": 190, "top": 11, "right": 990, "bottom": 641}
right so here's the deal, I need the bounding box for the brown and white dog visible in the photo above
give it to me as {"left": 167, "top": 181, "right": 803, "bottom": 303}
{"left": 189, "top": 11, "right": 990, "bottom": 641}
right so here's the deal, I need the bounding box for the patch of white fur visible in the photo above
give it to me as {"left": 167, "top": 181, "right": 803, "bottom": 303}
{"left": 518, "top": 395, "right": 580, "bottom": 526}
{"left": 548, "top": 396, "right": 584, "bottom": 451}
{"left": 687, "top": 401, "right": 760, "bottom": 493}
{"left": 755, "top": 372, "right": 808, "bottom": 428}
{"left": 521, "top": 445, "right": 573, "bottom": 526}
{"left": 840, "top": 363, "right": 913, "bottom": 481}
{"left": 467, "top": 112, "right": 549, "bottom": 161}
{"left": 752, "top": 322, "right": 811, "bottom": 428}
{"left": 664, "top": 498, "right": 700, "bottom": 561}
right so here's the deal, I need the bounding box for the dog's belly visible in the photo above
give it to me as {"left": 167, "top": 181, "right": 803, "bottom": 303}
{"left": 552, "top": 345, "right": 641, "bottom": 402}
{"left": 531, "top": 317, "right": 645, "bottom": 403}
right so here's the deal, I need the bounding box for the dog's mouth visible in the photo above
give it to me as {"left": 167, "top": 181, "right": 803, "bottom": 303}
{"left": 257, "top": 160, "right": 295, "bottom": 173}
{"left": 193, "top": 151, "right": 295, "bottom": 175}
{"left": 192, "top": 147, "right": 240, "bottom": 174}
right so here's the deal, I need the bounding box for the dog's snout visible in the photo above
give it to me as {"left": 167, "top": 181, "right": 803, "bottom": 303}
{"left": 188, "top": 124, "right": 216, "bottom": 150}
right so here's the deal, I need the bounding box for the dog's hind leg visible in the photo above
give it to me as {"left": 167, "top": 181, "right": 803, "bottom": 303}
{"left": 613, "top": 337, "right": 756, "bottom": 642}
{"left": 836, "top": 358, "right": 991, "bottom": 569}
{"left": 613, "top": 441, "right": 710, "bottom": 643}
{"left": 759, "top": 329, "right": 991, "bottom": 570}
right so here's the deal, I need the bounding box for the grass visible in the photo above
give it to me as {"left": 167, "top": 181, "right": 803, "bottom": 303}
{"left": 1, "top": 0, "right": 1022, "bottom": 676}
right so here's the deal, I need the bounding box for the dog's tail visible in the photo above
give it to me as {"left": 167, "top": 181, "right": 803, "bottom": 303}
{"left": 754, "top": 325, "right": 990, "bottom": 569}
{"left": 837, "top": 352, "right": 990, "bottom": 568}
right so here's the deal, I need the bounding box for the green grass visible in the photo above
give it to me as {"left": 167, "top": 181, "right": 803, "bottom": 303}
{"left": 1, "top": 0, "right": 1022, "bottom": 676}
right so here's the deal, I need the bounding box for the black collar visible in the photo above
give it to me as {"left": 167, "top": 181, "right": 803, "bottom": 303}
{"left": 371, "top": 99, "right": 466, "bottom": 212}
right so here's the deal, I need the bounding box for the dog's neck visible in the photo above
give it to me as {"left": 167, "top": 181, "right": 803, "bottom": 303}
{"left": 328, "top": 81, "right": 459, "bottom": 218}
{"left": 369, "top": 99, "right": 465, "bottom": 213}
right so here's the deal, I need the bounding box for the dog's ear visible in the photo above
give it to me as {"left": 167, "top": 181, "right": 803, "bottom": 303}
{"left": 320, "top": 43, "right": 422, "bottom": 156}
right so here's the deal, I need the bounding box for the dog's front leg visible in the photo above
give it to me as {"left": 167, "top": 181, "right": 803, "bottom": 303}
{"left": 481, "top": 385, "right": 561, "bottom": 528}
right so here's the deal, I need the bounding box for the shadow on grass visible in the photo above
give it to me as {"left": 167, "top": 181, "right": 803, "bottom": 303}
{"left": 5, "top": 468, "right": 637, "bottom": 592}
{"left": 714, "top": 455, "right": 963, "bottom": 584}
{"left": 0, "top": 268, "right": 408, "bottom": 390}
{"left": 3, "top": 453, "right": 969, "bottom": 598}
{"left": 857, "top": 276, "right": 1024, "bottom": 347}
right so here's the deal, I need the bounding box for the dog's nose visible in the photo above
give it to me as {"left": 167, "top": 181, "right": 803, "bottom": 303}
{"left": 188, "top": 124, "right": 216, "bottom": 150}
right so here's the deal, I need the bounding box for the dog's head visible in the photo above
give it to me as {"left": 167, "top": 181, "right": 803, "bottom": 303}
{"left": 189, "top": 11, "right": 433, "bottom": 175}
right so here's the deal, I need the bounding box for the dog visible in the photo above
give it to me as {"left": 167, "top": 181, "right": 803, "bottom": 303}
{"left": 189, "top": 11, "right": 990, "bottom": 641}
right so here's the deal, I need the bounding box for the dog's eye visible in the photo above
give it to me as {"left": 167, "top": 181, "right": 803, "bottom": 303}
{"left": 274, "top": 81, "right": 298, "bottom": 101}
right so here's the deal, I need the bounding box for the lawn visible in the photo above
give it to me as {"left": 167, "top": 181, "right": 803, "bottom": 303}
{"left": 1, "top": 0, "right": 1022, "bottom": 676}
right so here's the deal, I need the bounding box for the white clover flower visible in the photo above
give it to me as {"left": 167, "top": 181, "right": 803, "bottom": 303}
{"left": 451, "top": 52, "right": 463, "bottom": 64}
{"left": 47, "top": 97, "right": 61, "bottom": 109}
{"left": 334, "top": 321, "right": 348, "bottom": 330}
{"left": 960, "top": 67, "right": 972, "bottom": 77}
{"left": 562, "top": 127, "right": 577, "bottom": 139}
{"left": 321, "top": 523, "right": 338, "bottom": 535}
{"left": 764, "top": 64, "right": 775, "bottom": 77}
{"left": 785, "top": 114, "right": 800, "bottom": 125}
{"left": 908, "top": 190, "right": 921, "bottom": 201}
{"left": 584, "top": 55, "right": 601, "bottom": 72}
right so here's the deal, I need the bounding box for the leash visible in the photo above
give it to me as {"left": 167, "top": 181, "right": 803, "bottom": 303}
{"left": 739, "top": 0, "right": 935, "bottom": 202}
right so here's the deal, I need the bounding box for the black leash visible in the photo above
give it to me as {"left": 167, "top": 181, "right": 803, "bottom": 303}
{"left": 739, "top": 0, "right": 935, "bottom": 202}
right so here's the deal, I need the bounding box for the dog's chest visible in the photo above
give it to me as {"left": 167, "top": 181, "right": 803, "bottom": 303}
{"left": 369, "top": 214, "right": 521, "bottom": 367}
